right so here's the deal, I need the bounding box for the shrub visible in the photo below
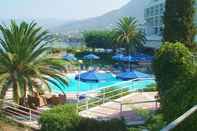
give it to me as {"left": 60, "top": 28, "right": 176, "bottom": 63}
{"left": 153, "top": 42, "right": 197, "bottom": 130}
{"left": 78, "top": 118, "right": 127, "bottom": 131}
{"left": 39, "top": 104, "right": 80, "bottom": 131}
{"left": 39, "top": 104, "right": 127, "bottom": 131}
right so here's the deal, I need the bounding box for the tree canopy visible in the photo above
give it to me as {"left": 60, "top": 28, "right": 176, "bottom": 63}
{"left": 83, "top": 30, "right": 115, "bottom": 51}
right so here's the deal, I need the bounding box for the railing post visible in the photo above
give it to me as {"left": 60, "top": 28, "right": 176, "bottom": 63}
{"left": 86, "top": 98, "right": 89, "bottom": 110}
{"left": 155, "top": 100, "right": 158, "bottom": 109}
{"left": 120, "top": 103, "right": 123, "bottom": 117}
{"left": 76, "top": 103, "right": 79, "bottom": 113}
{"left": 121, "top": 87, "right": 123, "bottom": 96}
{"left": 103, "top": 88, "right": 105, "bottom": 103}
{"left": 76, "top": 93, "right": 80, "bottom": 113}
{"left": 29, "top": 109, "right": 32, "bottom": 121}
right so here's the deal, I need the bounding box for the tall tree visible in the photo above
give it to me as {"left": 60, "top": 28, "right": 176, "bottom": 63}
{"left": 163, "top": 0, "right": 196, "bottom": 48}
{"left": 0, "top": 21, "right": 67, "bottom": 106}
{"left": 115, "top": 16, "right": 145, "bottom": 54}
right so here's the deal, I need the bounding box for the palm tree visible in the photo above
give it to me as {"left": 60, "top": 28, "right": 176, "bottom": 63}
{"left": 0, "top": 21, "right": 67, "bottom": 106}
{"left": 115, "top": 17, "right": 146, "bottom": 54}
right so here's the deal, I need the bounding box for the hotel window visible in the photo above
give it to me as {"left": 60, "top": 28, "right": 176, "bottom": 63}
{"left": 155, "top": 27, "right": 158, "bottom": 34}
{"left": 155, "top": 17, "right": 159, "bottom": 26}
{"left": 150, "top": 19, "right": 154, "bottom": 27}
{"left": 151, "top": 7, "right": 154, "bottom": 16}
{"left": 160, "top": 17, "right": 162, "bottom": 25}
{"left": 147, "top": 8, "right": 150, "bottom": 17}
{"left": 155, "top": 5, "right": 159, "bottom": 15}
{"left": 159, "top": 27, "right": 163, "bottom": 36}
{"left": 160, "top": 3, "right": 164, "bottom": 14}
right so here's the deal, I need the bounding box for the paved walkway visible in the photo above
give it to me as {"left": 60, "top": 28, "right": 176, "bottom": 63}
{"left": 79, "top": 92, "right": 159, "bottom": 125}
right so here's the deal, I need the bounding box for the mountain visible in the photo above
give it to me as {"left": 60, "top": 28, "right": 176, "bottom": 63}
{"left": 53, "top": 0, "right": 147, "bottom": 33}
{"left": 0, "top": 18, "right": 70, "bottom": 31}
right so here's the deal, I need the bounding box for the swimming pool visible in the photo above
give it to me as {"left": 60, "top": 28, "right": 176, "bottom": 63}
{"left": 49, "top": 73, "right": 156, "bottom": 94}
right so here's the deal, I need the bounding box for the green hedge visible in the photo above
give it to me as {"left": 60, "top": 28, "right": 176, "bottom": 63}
{"left": 39, "top": 104, "right": 127, "bottom": 131}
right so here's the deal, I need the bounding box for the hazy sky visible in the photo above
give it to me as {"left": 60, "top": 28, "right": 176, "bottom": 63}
{"left": 1, "top": 0, "right": 130, "bottom": 20}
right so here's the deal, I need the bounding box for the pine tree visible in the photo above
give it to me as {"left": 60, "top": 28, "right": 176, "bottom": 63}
{"left": 163, "top": 0, "right": 196, "bottom": 48}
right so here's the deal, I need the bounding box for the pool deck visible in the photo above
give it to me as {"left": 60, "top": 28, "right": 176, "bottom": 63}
{"left": 79, "top": 92, "right": 159, "bottom": 125}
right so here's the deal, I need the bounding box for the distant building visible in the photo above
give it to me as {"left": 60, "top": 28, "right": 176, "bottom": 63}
{"left": 144, "top": 0, "right": 197, "bottom": 49}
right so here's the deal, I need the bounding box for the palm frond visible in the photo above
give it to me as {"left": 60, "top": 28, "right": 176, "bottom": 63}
{"left": 114, "top": 16, "right": 145, "bottom": 54}
{"left": 0, "top": 20, "right": 69, "bottom": 104}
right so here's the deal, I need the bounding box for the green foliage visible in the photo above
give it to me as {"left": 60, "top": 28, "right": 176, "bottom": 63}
{"left": 175, "top": 111, "right": 197, "bottom": 131}
{"left": 39, "top": 104, "right": 80, "bottom": 131}
{"left": 146, "top": 114, "right": 166, "bottom": 131}
{"left": 153, "top": 42, "right": 197, "bottom": 131}
{"left": 114, "top": 16, "right": 145, "bottom": 54}
{"left": 83, "top": 30, "right": 115, "bottom": 51}
{"left": 39, "top": 104, "right": 127, "bottom": 131}
{"left": 163, "top": 0, "right": 197, "bottom": 48}
{"left": 127, "top": 128, "right": 142, "bottom": 131}
{"left": 153, "top": 42, "right": 194, "bottom": 94}
{"left": 78, "top": 118, "right": 127, "bottom": 131}
{"left": 0, "top": 20, "right": 68, "bottom": 105}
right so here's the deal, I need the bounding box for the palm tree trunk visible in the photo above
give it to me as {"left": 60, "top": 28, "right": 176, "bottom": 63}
{"left": 11, "top": 74, "right": 20, "bottom": 104}
{"left": 23, "top": 81, "right": 29, "bottom": 107}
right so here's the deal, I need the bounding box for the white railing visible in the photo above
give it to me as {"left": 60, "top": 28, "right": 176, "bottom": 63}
{"left": 161, "top": 105, "right": 197, "bottom": 131}
{"left": 77, "top": 77, "right": 156, "bottom": 112}
{"left": 77, "top": 85, "right": 135, "bottom": 111}
{"left": 0, "top": 100, "right": 41, "bottom": 122}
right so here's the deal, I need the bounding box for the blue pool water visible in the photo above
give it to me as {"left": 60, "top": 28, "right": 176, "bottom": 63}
{"left": 49, "top": 74, "right": 155, "bottom": 94}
